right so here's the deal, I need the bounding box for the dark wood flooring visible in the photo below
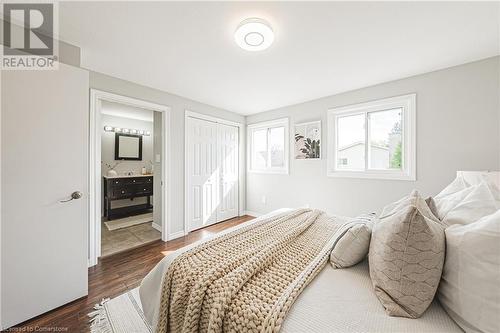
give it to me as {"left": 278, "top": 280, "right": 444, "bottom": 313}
{"left": 6, "top": 215, "right": 254, "bottom": 333}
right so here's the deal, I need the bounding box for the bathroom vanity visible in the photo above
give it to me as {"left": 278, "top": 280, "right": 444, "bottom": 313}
{"left": 103, "top": 174, "right": 153, "bottom": 220}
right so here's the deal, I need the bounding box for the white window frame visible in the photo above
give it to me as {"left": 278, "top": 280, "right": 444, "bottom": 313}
{"left": 247, "top": 118, "right": 289, "bottom": 174}
{"left": 327, "top": 94, "right": 416, "bottom": 180}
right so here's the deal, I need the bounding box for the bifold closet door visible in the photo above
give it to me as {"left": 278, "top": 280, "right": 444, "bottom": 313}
{"left": 186, "top": 117, "right": 239, "bottom": 231}
{"left": 186, "top": 117, "right": 218, "bottom": 230}
{"left": 217, "top": 123, "right": 239, "bottom": 222}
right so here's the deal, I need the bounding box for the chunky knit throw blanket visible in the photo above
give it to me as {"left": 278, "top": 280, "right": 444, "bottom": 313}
{"left": 155, "top": 209, "right": 341, "bottom": 333}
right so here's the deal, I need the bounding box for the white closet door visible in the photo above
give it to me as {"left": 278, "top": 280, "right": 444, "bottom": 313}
{"left": 186, "top": 117, "right": 218, "bottom": 231}
{"left": 217, "top": 123, "right": 239, "bottom": 222}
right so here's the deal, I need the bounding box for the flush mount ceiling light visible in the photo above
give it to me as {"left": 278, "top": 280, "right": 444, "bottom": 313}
{"left": 235, "top": 18, "right": 274, "bottom": 51}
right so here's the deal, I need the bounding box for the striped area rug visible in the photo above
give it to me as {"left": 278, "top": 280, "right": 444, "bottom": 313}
{"left": 89, "top": 288, "right": 151, "bottom": 333}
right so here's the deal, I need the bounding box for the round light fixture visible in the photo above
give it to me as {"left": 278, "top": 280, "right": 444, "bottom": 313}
{"left": 235, "top": 18, "right": 274, "bottom": 51}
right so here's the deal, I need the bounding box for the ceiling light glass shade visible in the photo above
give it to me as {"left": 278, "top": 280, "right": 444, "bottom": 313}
{"left": 130, "top": 129, "right": 138, "bottom": 134}
{"left": 235, "top": 18, "right": 274, "bottom": 51}
{"left": 122, "top": 128, "right": 130, "bottom": 133}
{"left": 114, "top": 127, "right": 122, "bottom": 133}
{"left": 104, "top": 126, "right": 114, "bottom": 132}
{"left": 145, "top": 131, "right": 151, "bottom": 136}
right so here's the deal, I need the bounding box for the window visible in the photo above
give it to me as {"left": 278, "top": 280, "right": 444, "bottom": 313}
{"left": 327, "top": 94, "right": 416, "bottom": 180}
{"left": 248, "top": 118, "right": 289, "bottom": 174}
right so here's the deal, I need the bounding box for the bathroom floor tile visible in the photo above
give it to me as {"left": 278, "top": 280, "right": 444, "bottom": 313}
{"left": 100, "top": 218, "right": 161, "bottom": 257}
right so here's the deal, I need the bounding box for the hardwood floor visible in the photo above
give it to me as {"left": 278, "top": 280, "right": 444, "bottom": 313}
{"left": 6, "top": 215, "right": 254, "bottom": 333}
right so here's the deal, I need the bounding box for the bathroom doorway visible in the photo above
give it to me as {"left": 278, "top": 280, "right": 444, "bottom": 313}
{"left": 100, "top": 102, "right": 163, "bottom": 256}
{"left": 89, "top": 90, "right": 171, "bottom": 266}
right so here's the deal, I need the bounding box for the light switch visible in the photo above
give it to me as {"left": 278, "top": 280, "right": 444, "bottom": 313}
{"left": 155, "top": 154, "right": 161, "bottom": 163}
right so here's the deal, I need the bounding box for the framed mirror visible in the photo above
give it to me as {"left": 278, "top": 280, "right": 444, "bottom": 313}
{"left": 115, "top": 133, "right": 143, "bottom": 160}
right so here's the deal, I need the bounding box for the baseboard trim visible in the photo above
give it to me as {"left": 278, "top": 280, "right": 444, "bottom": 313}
{"left": 167, "top": 230, "right": 185, "bottom": 241}
{"left": 152, "top": 223, "right": 162, "bottom": 232}
{"left": 243, "top": 210, "right": 262, "bottom": 217}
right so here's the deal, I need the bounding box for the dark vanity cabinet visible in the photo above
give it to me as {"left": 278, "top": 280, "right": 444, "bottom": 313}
{"left": 103, "top": 175, "right": 153, "bottom": 220}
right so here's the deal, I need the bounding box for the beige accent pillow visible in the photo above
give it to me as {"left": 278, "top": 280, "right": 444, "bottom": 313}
{"left": 330, "top": 214, "right": 375, "bottom": 269}
{"left": 425, "top": 197, "right": 439, "bottom": 218}
{"left": 369, "top": 190, "right": 445, "bottom": 318}
{"left": 438, "top": 210, "right": 500, "bottom": 333}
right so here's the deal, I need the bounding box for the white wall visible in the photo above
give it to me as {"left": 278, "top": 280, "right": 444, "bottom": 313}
{"left": 100, "top": 114, "right": 154, "bottom": 176}
{"left": 246, "top": 56, "right": 500, "bottom": 217}
{"left": 90, "top": 71, "right": 246, "bottom": 237}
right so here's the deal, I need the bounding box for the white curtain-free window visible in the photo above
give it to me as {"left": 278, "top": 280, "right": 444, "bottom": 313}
{"left": 248, "top": 118, "right": 289, "bottom": 174}
{"left": 327, "top": 94, "right": 416, "bottom": 180}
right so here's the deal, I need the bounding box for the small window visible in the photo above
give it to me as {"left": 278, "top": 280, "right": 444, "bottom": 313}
{"left": 248, "top": 118, "right": 289, "bottom": 174}
{"left": 327, "top": 94, "right": 416, "bottom": 180}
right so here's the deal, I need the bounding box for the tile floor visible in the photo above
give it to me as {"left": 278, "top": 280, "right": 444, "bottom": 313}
{"left": 101, "top": 215, "right": 161, "bottom": 257}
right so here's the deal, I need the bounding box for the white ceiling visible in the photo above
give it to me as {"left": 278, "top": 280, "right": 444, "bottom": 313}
{"left": 60, "top": 2, "right": 500, "bottom": 115}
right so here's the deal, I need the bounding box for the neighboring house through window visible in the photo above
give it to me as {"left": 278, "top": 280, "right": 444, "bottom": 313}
{"left": 327, "top": 94, "right": 416, "bottom": 180}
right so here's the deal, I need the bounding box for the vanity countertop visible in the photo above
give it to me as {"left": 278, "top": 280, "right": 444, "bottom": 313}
{"left": 103, "top": 174, "right": 153, "bottom": 179}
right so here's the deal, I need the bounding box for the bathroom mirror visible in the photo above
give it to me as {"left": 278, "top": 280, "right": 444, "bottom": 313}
{"left": 115, "top": 133, "right": 143, "bottom": 160}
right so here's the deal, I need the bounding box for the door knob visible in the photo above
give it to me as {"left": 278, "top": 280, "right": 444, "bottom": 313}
{"left": 60, "top": 191, "right": 83, "bottom": 203}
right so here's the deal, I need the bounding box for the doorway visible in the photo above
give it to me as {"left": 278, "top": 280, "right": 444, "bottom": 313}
{"left": 100, "top": 102, "right": 162, "bottom": 256}
{"left": 89, "top": 90, "right": 171, "bottom": 266}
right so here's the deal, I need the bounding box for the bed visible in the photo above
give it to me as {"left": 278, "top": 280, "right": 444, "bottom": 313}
{"left": 140, "top": 209, "right": 461, "bottom": 332}
{"left": 137, "top": 171, "right": 499, "bottom": 333}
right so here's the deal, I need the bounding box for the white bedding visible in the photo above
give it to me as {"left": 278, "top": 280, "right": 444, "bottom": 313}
{"left": 139, "top": 209, "right": 462, "bottom": 333}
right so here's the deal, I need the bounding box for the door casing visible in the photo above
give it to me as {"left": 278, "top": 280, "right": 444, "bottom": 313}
{"left": 89, "top": 89, "right": 172, "bottom": 267}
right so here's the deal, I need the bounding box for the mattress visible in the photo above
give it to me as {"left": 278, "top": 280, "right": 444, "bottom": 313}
{"left": 282, "top": 260, "right": 462, "bottom": 332}
{"left": 139, "top": 209, "right": 463, "bottom": 333}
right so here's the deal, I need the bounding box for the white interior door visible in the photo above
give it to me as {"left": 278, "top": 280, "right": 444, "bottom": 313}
{"left": 1, "top": 63, "right": 89, "bottom": 329}
{"left": 217, "top": 123, "right": 239, "bottom": 222}
{"left": 186, "top": 117, "right": 218, "bottom": 231}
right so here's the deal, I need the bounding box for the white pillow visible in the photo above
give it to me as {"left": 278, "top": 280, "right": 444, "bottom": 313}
{"left": 433, "top": 177, "right": 475, "bottom": 221}
{"left": 330, "top": 214, "right": 375, "bottom": 269}
{"left": 433, "top": 176, "right": 500, "bottom": 223}
{"left": 435, "top": 175, "right": 470, "bottom": 199}
{"left": 442, "top": 182, "right": 499, "bottom": 226}
{"left": 438, "top": 210, "right": 500, "bottom": 333}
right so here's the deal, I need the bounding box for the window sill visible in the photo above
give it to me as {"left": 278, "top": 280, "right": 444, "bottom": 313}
{"left": 327, "top": 170, "right": 415, "bottom": 181}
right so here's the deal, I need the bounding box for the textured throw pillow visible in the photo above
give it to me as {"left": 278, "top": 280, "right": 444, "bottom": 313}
{"left": 438, "top": 210, "right": 500, "bottom": 333}
{"left": 330, "top": 213, "right": 375, "bottom": 269}
{"left": 369, "top": 190, "right": 446, "bottom": 318}
{"left": 441, "top": 181, "right": 499, "bottom": 226}
{"left": 425, "top": 197, "right": 439, "bottom": 218}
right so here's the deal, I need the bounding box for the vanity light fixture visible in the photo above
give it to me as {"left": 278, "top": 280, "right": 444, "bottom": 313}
{"left": 104, "top": 126, "right": 150, "bottom": 136}
{"left": 235, "top": 18, "right": 274, "bottom": 51}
